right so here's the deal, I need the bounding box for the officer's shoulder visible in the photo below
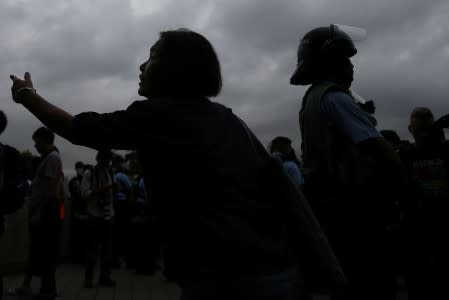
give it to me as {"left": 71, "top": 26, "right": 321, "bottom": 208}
{"left": 322, "top": 89, "right": 353, "bottom": 105}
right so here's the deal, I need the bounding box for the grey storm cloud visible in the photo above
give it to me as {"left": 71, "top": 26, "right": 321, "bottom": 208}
{"left": 1, "top": 0, "right": 448, "bottom": 176}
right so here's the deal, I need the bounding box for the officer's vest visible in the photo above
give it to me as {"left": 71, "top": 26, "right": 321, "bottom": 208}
{"left": 299, "top": 82, "right": 376, "bottom": 188}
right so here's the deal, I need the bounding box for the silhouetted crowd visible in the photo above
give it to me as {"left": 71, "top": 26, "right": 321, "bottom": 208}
{"left": 1, "top": 25, "right": 448, "bottom": 300}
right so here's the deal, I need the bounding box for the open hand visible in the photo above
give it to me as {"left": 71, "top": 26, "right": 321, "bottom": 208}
{"left": 10, "top": 72, "right": 36, "bottom": 103}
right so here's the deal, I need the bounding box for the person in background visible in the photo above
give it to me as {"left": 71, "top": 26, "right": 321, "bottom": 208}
{"left": 290, "top": 25, "right": 404, "bottom": 299}
{"left": 133, "top": 176, "right": 160, "bottom": 275}
{"left": 401, "top": 107, "right": 449, "bottom": 300}
{"left": 111, "top": 155, "right": 134, "bottom": 268}
{"left": 269, "top": 136, "right": 304, "bottom": 188}
{"left": 81, "top": 150, "right": 116, "bottom": 288}
{"left": 9, "top": 127, "right": 63, "bottom": 300}
{"left": 68, "top": 161, "right": 87, "bottom": 264}
{"left": 0, "top": 112, "right": 29, "bottom": 300}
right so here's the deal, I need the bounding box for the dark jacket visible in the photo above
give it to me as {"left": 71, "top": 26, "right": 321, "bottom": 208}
{"left": 70, "top": 96, "right": 342, "bottom": 285}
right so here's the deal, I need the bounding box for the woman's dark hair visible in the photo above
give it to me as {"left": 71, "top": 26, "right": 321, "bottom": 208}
{"left": 0, "top": 111, "right": 7, "bottom": 135}
{"left": 32, "top": 127, "right": 55, "bottom": 144}
{"left": 158, "top": 29, "right": 222, "bottom": 97}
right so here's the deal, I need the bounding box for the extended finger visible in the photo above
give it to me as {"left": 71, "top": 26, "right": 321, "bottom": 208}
{"left": 24, "top": 72, "right": 31, "bottom": 82}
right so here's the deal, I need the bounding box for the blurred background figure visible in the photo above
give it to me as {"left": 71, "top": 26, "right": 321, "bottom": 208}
{"left": 269, "top": 136, "right": 304, "bottom": 189}
{"left": 8, "top": 127, "right": 63, "bottom": 300}
{"left": 81, "top": 150, "right": 116, "bottom": 288}
{"left": 133, "top": 176, "right": 161, "bottom": 275}
{"left": 401, "top": 108, "right": 449, "bottom": 300}
{"left": 68, "top": 161, "right": 87, "bottom": 264}
{"left": 111, "top": 155, "right": 134, "bottom": 269}
{"left": 0, "top": 111, "right": 28, "bottom": 300}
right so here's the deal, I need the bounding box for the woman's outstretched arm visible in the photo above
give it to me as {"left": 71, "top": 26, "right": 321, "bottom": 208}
{"left": 10, "top": 72, "right": 74, "bottom": 141}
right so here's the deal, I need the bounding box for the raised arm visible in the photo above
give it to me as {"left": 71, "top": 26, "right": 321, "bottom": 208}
{"left": 10, "top": 72, "right": 74, "bottom": 141}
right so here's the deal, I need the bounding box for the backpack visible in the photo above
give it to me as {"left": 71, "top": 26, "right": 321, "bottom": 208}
{"left": 0, "top": 143, "right": 29, "bottom": 215}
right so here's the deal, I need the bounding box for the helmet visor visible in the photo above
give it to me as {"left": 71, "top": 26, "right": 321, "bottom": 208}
{"left": 333, "top": 24, "right": 367, "bottom": 42}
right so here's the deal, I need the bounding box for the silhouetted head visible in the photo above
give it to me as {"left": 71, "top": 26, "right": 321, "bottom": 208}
{"left": 269, "top": 136, "right": 301, "bottom": 166}
{"left": 75, "top": 161, "right": 84, "bottom": 176}
{"left": 0, "top": 110, "right": 7, "bottom": 136}
{"left": 409, "top": 107, "right": 435, "bottom": 145}
{"left": 290, "top": 25, "right": 356, "bottom": 88}
{"left": 32, "top": 127, "right": 55, "bottom": 155}
{"left": 96, "top": 149, "right": 113, "bottom": 169}
{"left": 138, "top": 29, "right": 222, "bottom": 99}
{"left": 270, "top": 136, "right": 293, "bottom": 155}
{"left": 380, "top": 130, "right": 401, "bottom": 149}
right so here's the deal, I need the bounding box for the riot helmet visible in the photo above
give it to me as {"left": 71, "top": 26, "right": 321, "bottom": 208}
{"left": 290, "top": 24, "right": 362, "bottom": 85}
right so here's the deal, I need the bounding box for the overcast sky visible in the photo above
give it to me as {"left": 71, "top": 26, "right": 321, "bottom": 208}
{"left": 1, "top": 0, "right": 448, "bottom": 176}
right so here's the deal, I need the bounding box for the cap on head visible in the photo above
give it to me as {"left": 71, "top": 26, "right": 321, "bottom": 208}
{"left": 271, "top": 136, "right": 292, "bottom": 145}
{"left": 290, "top": 24, "right": 357, "bottom": 85}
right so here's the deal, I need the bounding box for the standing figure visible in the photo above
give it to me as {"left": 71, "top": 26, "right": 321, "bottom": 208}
{"left": 9, "top": 127, "right": 63, "bottom": 300}
{"left": 68, "top": 161, "right": 87, "bottom": 264}
{"left": 81, "top": 150, "right": 116, "bottom": 288}
{"left": 401, "top": 108, "right": 449, "bottom": 300}
{"left": 290, "top": 25, "right": 404, "bottom": 299}
{"left": 10, "top": 29, "right": 342, "bottom": 300}
{"left": 269, "top": 136, "right": 304, "bottom": 189}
